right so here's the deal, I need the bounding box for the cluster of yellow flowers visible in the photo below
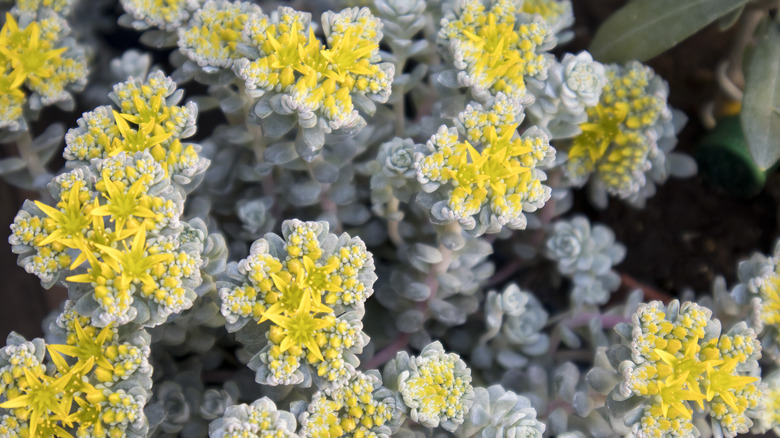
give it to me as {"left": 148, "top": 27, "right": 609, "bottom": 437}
{"left": 394, "top": 341, "right": 474, "bottom": 432}
{"left": 120, "top": 0, "right": 202, "bottom": 31}
{"left": 299, "top": 371, "right": 395, "bottom": 438}
{"left": 0, "top": 2, "right": 87, "bottom": 130}
{"left": 0, "top": 317, "right": 151, "bottom": 438}
{"left": 621, "top": 301, "right": 762, "bottom": 438}
{"left": 63, "top": 71, "right": 205, "bottom": 184}
{"left": 415, "top": 93, "right": 554, "bottom": 233}
{"left": 566, "top": 62, "right": 669, "bottom": 198}
{"left": 219, "top": 220, "right": 376, "bottom": 388}
{"left": 752, "top": 259, "right": 780, "bottom": 348}
{"left": 10, "top": 71, "right": 208, "bottom": 327}
{"left": 176, "top": 1, "right": 394, "bottom": 131}
{"left": 438, "top": 0, "right": 552, "bottom": 102}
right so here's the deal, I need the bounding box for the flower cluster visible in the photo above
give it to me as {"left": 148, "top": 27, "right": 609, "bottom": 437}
{"left": 63, "top": 70, "right": 207, "bottom": 187}
{"left": 0, "top": 5, "right": 87, "bottom": 131}
{"left": 384, "top": 341, "right": 475, "bottom": 432}
{"left": 608, "top": 301, "right": 763, "bottom": 438}
{"left": 176, "top": 2, "right": 394, "bottom": 133}
{"left": 0, "top": 324, "right": 152, "bottom": 438}
{"left": 119, "top": 0, "right": 202, "bottom": 31}
{"left": 219, "top": 219, "right": 376, "bottom": 388}
{"left": 564, "top": 62, "right": 680, "bottom": 205}
{"left": 296, "top": 370, "right": 396, "bottom": 438}
{"left": 209, "top": 397, "right": 298, "bottom": 438}
{"left": 415, "top": 94, "right": 555, "bottom": 234}
{"left": 731, "top": 240, "right": 780, "bottom": 360}
{"left": 438, "top": 0, "right": 553, "bottom": 102}
{"left": 9, "top": 71, "right": 214, "bottom": 327}
{"left": 755, "top": 370, "right": 780, "bottom": 435}
{"left": 520, "top": 0, "right": 574, "bottom": 38}
{"left": 545, "top": 215, "right": 625, "bottom": 305}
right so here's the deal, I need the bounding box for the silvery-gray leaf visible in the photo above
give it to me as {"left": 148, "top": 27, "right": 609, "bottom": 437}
{"left": 337, "top": 203, "right": 371, "bottom": 226}
{"left": 264, "top": 141, "right": 298, "bottom": 165}
{"left": 429, "top": 298, "right": 466, "bottom": 325}
{"left": 262, "top": 113, "right": 297, "bottom": 138}
{"left": 668, "top": 152, "right": 698, "bottom": 177}
{"left": 288, "top": 180, "right": 322, "bottom": 206}
{"left": 0, "top": 157, "right": 26, "bottom": 175}
{"left": 311, "top": 159, "right": 339, "bottom": 183}
{"left": 557, "top": 324, "right": 581, "bottom": 349}
{"left": 302, "top": 126, "right": 325, "bottom": 150}
{"left": 496, "top": 350, "right": 527, "bottom": 369}
{"left": 436, "top": 70, "right": 461, "bottom": 88}
{"left": 586, "top": 368, "right": 619, "bottom": 395}
{"left": 397, "top": 309, "right": 425, "bottom": 332}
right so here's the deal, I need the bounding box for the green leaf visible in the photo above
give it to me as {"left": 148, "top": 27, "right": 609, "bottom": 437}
{"left": 589, "top": 0, "right": 747, "bottom": 63}
{"left": 742, "top": 20, "right": 780, "bottom": 170}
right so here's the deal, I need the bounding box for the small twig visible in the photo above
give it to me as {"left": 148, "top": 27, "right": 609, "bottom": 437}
{"left": 486, "top": 258, "right": 526, "bottom": 287}
{"left": 364, "top": 332, "right": 411, "bottom": 370}
{"left": 561, "top": 312, "right": 630, "bottom": 329}
{"left": 619, "top": 273, "right": 672, "bottom": 303}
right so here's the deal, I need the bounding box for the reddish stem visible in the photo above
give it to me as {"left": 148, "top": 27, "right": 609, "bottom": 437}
{"left": 619, "top": 273, "right": 673, "bottom": 303}
{"left": 364, "top": 332, "right": 411, "bottom": 370}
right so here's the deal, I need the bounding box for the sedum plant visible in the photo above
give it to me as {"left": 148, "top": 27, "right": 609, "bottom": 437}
{"left": 0, "top": 1, "right": 777, "bottom": 438}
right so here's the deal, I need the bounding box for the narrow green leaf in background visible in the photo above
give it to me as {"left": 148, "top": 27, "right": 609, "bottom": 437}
{"left": 589, "top": 0, "right": 747, "bottom": 63}
{"left": 742, "top": 20, "right": 780, "bottom": 171}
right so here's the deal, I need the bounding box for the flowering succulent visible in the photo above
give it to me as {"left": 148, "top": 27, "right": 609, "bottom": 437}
{"left": 63, "top": 70, "right": 207, "bottom": 188}
{"left": 592, "top": 300, "right": 763, "bottom": 438}
{"left": 0, "top": 326, "right": 152, "bottom": 438}
{"left": 11, "top": 0, "right": 76, "bottom": 15}
{"left": 545, "top": 215, "right": 625, "bottom": 305}
{"left": 455, "top": 384, "right": 545, "bottom": 438}
{"left": 438, "top": 0, "right": 554, "bottom": 102}
{"left": 520, "top": 0, "right": 574, "bottom": 41}
{"left": 415, "top": 94, "right": 555, "bottom": 234}
{"left": 119, "top": 0, "right": 202, "bottom": 32}
{"left": 176, "top": 2, "right": 395, "bottom": 140}
{"left": 8, "top": 68, "right": 225, "bottom": 329}
{"left": 563, "top": 61, "right": 692, "bottom": 207}
{"left": 1, "top": 1, "right": 770, "bottom": 438}
{"left": 0, "top": 7, "right": 87, "bottom": 130}
{"left": 219, "top": 219, "right": 376, "bottom": 388}
{"left": 384, "top": 341, "right": 475, "bottom": 432}
{"left": 730, "top": 240, "right": 780, "bottom": 360}
{"left": 295, "top": 370, "right": 397, "bottom": 438}
{"left": 754, "top": 369, "right": 780, "bottom": 436}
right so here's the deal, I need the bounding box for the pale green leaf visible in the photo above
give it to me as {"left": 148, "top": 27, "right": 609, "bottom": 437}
{"left": 742, "top": 20, "right": 780, "bottom": 170}
{"left": 590, "top": 0, "right": 747, "bottom": 63}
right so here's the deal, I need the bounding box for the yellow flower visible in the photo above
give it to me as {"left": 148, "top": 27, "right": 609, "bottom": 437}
{"left": 34, "top": 179, "right": 92, "bottom": 252}
{"left": 90, "top": 171, "right": 156, "bottom": 236}
{"left": 263, "top": 289, "right": 334, "bottom": 361}
{"left": 95, "top": 225, "right": 174, "bottom": 291}
{"left": 0, "top": 13, "right": 67, "bottom": 88}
